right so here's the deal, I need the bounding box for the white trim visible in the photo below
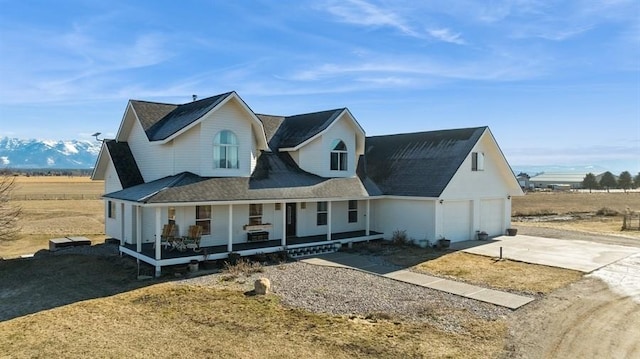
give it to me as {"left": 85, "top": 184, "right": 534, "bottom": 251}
{"left": 281, "top": 202, "right": 286, "bottom": 247}
{"left": 155, "top": 208, "right": 161, "bottom": 261}
{"left": 227, "top": 204, "right": 233, "bottom": 252}
{"left": 115, "top": 101, "right": 137, "bottom": 142}
{"left": 126, "top": 196, "right": 381, "bottom": 207}
{"left": 327, "top": 201, "right": 332, "bottom": 241}
{"left": 90, "top": 141, "right": 110, "bottom": 180}
{"left": 136, "top": 206, "right": 142, "bottom": 249}
{"left": 366, "top": 199, "right": 370, "bottom": 236}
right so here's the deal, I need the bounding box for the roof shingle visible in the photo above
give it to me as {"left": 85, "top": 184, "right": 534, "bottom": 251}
{"left": 363, "top": 127, "right": 486, "bottom": 197}
{"left": 144, "top": 92, "right": 233, "bottom": 141}
{"left": 105, "top": 140, "right": 144, "bottom": 189}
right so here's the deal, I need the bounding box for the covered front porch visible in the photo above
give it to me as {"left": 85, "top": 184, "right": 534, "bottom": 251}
{"left": 121, "top": 230, "right": 383, "bottom": 276}
{"left": 120, "top": 198, "right": 379, "bottom": 276}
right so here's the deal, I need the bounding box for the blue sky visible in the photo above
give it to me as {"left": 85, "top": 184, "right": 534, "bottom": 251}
{"left": 0, "top": 0, "right": 638, "bottom": 173}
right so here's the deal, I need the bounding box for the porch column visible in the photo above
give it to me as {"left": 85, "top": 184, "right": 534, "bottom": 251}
{"left": 281, "top": 202, "right": 286, "bottom": 247}
{"left": 136, "top": 205, "right": 142, "bottom": 253}
{"left": 327, "top": 201, "right": 332, "bottom": 241}
{"left": 366, "top": 199, "right": 370, "bottom": 236}
{"left": 154, "top": 207, "right": 161, "bottom": 277}
{"left": 227, "top": 204, "right": 233, "bottom": 252}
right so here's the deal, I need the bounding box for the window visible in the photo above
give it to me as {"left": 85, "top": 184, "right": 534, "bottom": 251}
{"left": 196, "top": 205, "right": 211, "bottom": 235}
{"left": 330, "top": 139, "right": 347, "bottom": 171}
{"left": 348, "top": 200, "right": 358, "bottom": 223}
{"left": 108, "top": 201, "right": 115, "bottom": 219}
{"left": 214, "top": 130, "right": 239, "bottom": 169}
{"left": 472, "top": 152, "right": 484, "bottom": 171}
{"left": 249, "top": 204, "right": 263, "bottom": 225}
{"left": 168, "top": 207, "right": 176, "bottom": 224}
{"left": 317, "top": 201, "right": 328, "bottom": 226}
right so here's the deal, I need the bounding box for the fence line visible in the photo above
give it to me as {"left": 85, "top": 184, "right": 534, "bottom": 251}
{"left": 622, "top": 210, "right": 640, "bottom": 231}
{"left": 10, "top": 194, "right": 102, "bottom": 200}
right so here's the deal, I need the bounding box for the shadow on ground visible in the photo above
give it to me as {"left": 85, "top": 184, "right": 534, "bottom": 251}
{"left": 342, "top": 240, "right": 456, "bottom": 270}
{"left": 0, "top": 244, "right": 163, "bottom": 322}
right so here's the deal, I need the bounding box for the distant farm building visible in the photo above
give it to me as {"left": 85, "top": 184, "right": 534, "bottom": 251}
{"left": 529, "top": 172, "right": 605, "bottom": 190}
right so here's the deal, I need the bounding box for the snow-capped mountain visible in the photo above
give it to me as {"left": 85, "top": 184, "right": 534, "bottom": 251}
{"left": 0, "top": 137, "right": 102, "bottom": 169}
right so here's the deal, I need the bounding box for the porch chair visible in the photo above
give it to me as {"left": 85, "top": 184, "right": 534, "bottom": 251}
{"left": 155, "top": 223, "right": 176, "bottom": 249}
{"left": 184, "top": 225, "right": 203, "bottom": 253}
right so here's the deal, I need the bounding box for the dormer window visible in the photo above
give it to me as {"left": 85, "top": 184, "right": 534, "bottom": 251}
{"left": 330, "top": 139, "right": 347, "bottom": 171}
{"left": 214, "top": 130, "right": 239, "bottom": 169}
{"left": 472, "top": 152, "right": 484, "bottom": 171}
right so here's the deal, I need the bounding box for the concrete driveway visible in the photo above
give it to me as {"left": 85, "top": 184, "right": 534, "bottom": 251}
{"left": 457, "top": 235, "right": 640, "bottom": 273}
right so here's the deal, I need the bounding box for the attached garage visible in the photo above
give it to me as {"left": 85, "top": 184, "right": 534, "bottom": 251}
{"left": 442, "top": 200, "right": 472, "bottom": 241}
{"left": 479, "top": 199, "right": 504, "bottom": 237}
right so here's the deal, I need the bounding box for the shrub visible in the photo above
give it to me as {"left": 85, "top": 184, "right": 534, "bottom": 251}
{"left": 596, "top": 207, "right": 619, "bottom": 216}
{"left": 223, "top": 258, "right": 264, "bottom": 277}
{"left": 391, "top": 229, "right": 410, "bottom": 245}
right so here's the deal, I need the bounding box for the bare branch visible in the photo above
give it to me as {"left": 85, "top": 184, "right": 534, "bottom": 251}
{"left": 0, "top": 172, "right": 22, "bottom": 241}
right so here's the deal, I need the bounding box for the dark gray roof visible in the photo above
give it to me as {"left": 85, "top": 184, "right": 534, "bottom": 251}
{"left": 267, "top": 109, "right": 345, "bottom": 149}
{"left": 143, "top": 92, "right": 233, "bottom": 141}
{"left": 105, "top": 152, "right": 369, "bottom": 203}
{"left": 105, "top": 140, "right": 144, "bottom": 189}
{"left": 129, "top": 101, "right": 177, "bottom": 132}
{"left": 363, "top": 127, "right": 486, "bottom": 197}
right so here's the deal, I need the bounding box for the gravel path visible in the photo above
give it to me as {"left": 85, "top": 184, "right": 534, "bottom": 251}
{"left": 183, "top": 260, "right": 509, "bottom": 333}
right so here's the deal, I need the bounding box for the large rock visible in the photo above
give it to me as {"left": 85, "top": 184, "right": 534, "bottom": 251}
{"left": 254, "top": 278, "right": 271, "bottom": 295}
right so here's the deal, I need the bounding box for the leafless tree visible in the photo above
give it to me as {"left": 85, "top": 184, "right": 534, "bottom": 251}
{"left": 0, "top": 171, "right": 21, "bottom": 241}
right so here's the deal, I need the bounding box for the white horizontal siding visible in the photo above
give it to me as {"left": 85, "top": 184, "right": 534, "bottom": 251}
{"left": 126, "top": 118, "right": 173, "bottom": 182}
{"left": 104, "top": 161, "right": 122, "bottom": 194}
{"left": 441, "top": 132, "right": 519, "bottom": 200}
{"left": 373, "top": 199, "right": 436, "bottom": 243}
{"left": 297, "top": 114, "right": 358, "bottom": 178}
{"left": 199, "top": 100, "right": 255, "bottom": 177}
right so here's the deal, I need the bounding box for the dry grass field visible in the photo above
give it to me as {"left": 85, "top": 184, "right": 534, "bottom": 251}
{"left": 11, "top": 175, "right": 103, "bottom": 199}
{"left": 414, "top": 252, "right": 583, "bottom": 295}
{"left": 512, "top": 191, "right": 640, "bottom": 238}
{"left": 0, "top": 282, "right": 506, "bottom": 358}
{"left": 0, "top": 176, "right": 105, "bottom": 258}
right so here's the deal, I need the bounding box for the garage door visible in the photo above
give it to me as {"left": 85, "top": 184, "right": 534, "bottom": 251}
{"left": 443, "top": 201, "right": 472, "bottom": 242}
{"left": 480, "top": 199, "right": 504, "bottom": 236}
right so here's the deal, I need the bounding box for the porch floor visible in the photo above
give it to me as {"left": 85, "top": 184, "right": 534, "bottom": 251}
{"left": 122, "top": 230, "right": 382, "bottom": 260}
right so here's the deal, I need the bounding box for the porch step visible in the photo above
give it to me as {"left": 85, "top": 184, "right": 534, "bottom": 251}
{"left": 287, "top": 243, "right": 340, "bottom": 258}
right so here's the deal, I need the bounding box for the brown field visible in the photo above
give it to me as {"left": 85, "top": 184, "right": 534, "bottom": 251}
{"left": 512, "top": 191, "right": 640, "bottom": 216}
{"left": 10, "top": 175, "right": 103, "bottom": 199}
{"left": 512, "top": 191, "right": 640, "bottom": 238}
{"left": 1, "top": 176, "right": 105, "bottom": 258}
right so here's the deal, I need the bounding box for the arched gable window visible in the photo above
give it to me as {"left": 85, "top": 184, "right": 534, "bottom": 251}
{"left": 213, "top": 130, "right": 239, "bottom": 169}
{"left": 330, "top": 139, "right": 347, "bottom": 171}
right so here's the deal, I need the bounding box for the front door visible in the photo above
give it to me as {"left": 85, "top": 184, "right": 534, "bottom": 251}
{"left": 286, "top": 203, "right": 297, "bottom": 237}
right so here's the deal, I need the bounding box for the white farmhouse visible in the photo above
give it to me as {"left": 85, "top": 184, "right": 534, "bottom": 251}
{"left": 92, "top": 91, "right": 522, "bottom": 276}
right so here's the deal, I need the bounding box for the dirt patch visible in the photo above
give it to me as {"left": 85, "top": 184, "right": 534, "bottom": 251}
{"left": 505, "top": 277, "right": 640, "bottom": 358}
{"left": 502, "top": 225, "right": 640, "bottom": 358}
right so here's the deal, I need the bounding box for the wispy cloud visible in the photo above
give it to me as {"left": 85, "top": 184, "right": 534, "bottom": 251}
{"left": 287, "top": 52, "right": 542, "bottom": 83}
{"left": 323, "top": 0, "right": 417, "bottom": 36}
{"left": 427, "top": 28, "right": 466, "bottom": 44}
